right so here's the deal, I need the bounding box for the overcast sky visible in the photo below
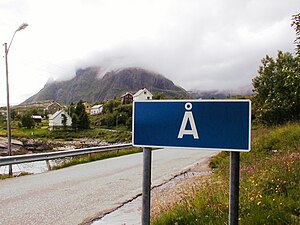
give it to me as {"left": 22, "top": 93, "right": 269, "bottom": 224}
{"left": 0, "top": 0, "right": 299, "bottom": 106}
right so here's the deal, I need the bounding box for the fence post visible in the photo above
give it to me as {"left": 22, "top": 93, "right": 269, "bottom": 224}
{"left": 46, "top": 160, "right": 51, "bottom": 171}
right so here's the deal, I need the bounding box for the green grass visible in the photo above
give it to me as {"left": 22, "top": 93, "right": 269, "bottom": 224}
{"left": 0, "top": 121, "right": 132, "bottom": 143}
{"left": 152, "top": 123, "right": 300, "bottom": 225}
{"left": 51, "top": 147, "right": 142, "bottom": 170}
{"left": 0, "top": 174, "right": 12, "bottom": 180}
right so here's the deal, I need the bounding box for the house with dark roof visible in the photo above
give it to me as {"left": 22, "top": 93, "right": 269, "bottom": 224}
{"left": 46, "top": 101, "right": 64, "bottom": 115}
{"left": 121, "top": 92, "right": 133, "bottom": 104}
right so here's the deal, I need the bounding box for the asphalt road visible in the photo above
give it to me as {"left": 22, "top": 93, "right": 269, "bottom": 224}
{"left": 0, "top": 148, "right": 217, "bottom": 225}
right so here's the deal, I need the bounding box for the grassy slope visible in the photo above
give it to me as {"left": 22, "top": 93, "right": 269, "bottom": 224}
{"left": 152, "top": 123, "right": 300, "bottom": 225}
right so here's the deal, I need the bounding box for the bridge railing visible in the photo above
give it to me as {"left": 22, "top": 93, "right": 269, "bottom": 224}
{"left": 0, "top": 143, "right": 132, "bottom": 167}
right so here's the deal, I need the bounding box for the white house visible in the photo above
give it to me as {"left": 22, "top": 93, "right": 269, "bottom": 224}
{"left": 49, "top": 110, "right": 72, "bottom": 130}
{"left": 133, "top": 88, "right": 153, "bottom": 101}
{"left": 90, "top": 104, "right": 103, "bottom": 115}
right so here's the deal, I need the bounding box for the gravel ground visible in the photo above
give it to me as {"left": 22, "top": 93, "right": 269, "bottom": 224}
{"left": 150, "top": 156, "right": 213, "bottom": 219}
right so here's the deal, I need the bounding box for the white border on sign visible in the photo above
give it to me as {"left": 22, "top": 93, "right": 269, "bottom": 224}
{"left": 132, "top": 99, "right": 251, "bottom": 152}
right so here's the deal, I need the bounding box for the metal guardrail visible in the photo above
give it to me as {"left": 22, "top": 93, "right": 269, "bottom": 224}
{"left": 0, "top": 143, "right": 132, "bottom": 167}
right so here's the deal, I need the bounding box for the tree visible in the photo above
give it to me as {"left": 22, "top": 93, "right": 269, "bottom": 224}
{"left": 292, "top": 13, "right": 300, "bottom": 56}
{"left": 103, "top": 113, "right": 116, "bottom": 127}
{"left": 72, "top": 100, "right": 90, "bottom": 130}
{"left": 68, "top": 102, "right": 76, "bottom": 117}
{"left": 252, "top": 51, "right": 300, "bottom": 125}
{"left": 21, "top": 114, "right": 35, "bottom": 129}
{"left": 71, "top": 113, "right": 78, "bottom": 130}
{"left": 103, "top": 99, "right": 120, "bottom": 113}
{"left": 11, "top": 110, "right": 17, "bottom": 120}
{"left": 96, "top": 101, "right": 133, "bottom": 129}
{"left": 153, "top": 92, "right": 167, "bottom": 100}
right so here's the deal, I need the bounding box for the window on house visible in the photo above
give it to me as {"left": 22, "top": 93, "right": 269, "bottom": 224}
{"left": 144, "top": 91, "right": 146, "bottom": 94}
{"left": 61, "top": 114, "right": 65, "bottom": 124}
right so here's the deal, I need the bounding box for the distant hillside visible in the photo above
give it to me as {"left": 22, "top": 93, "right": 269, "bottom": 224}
{"left": 24, "top": 67, "right": 190, "bottom": 104}
{"left": 189, "top": 85, "right": 254, "bottom": 99}
{"left": 13, "top": 100, "right": 66, "bottom": 115}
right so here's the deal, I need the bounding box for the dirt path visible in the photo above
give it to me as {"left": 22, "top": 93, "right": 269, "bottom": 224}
{"left": 151, "top": 156, "right": 214, "bottom": 219}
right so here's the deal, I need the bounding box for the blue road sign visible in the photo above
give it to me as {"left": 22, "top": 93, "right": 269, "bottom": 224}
{"left": 132, "top": 100, "right": 251, "bottom": 151}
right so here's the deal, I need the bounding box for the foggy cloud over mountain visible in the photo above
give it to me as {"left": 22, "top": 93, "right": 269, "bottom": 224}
{"left": 0, "top": 0, "right": 299, "bottom": 105}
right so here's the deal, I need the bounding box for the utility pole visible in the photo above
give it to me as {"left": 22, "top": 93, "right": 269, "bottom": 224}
{"left": 4, "top": 43, "right": 12, "bottom": 176}
{"left": 4, "top": 23, "right": 28, "bottom": 176}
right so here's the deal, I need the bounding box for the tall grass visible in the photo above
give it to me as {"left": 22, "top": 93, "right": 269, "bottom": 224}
{"left": 152, "top": 123, "right": 300, "bottom": 225}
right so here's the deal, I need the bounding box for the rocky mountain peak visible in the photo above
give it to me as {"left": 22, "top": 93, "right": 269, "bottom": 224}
{"left": 23, "top": 67, "right": 190, "bottom": 105}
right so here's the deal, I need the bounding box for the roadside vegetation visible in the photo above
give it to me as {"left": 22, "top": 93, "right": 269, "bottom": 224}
{"left": 0, "top": 174, "right": 12, "bottom": 180}
{"left": 152, "top": 123, "right": 300, "bottom": 225}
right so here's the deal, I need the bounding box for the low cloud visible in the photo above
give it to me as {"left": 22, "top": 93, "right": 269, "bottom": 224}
{"left": 0, "top": 0, "right": 299, "bottom": 105}
{"left": 76, "top": 12, "right": 296, "bottom": 91}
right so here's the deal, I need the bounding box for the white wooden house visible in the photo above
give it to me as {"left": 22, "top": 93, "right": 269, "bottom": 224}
{"left": 133, "top": 88, "right": 153, "bottom": 101}
{"left": 49, "top": 110, "right": 72, "bottom": 130}
{"left": 90, "top": 104, "right": 103, "bottom": 115}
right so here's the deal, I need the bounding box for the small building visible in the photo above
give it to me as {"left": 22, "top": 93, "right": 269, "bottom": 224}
{"left": 121, "top": 92, "right": 133, "bottom": 104}
{"left": 45, "top": 101, "right": 64, "bottom": 115}
{"left": 133, "top": 88, "right": 153, "bottom": 101}
{"left": 83, "top": 102, "right": 92, "bottom": 114}
{"left": 90, "top": 104, "right": 103, "bottom": 115}
{"left": 49, "top": 110, "right": 72, "bottom": 130}
{"left": 31, "top": 115, "right": 43, "bottom": 123}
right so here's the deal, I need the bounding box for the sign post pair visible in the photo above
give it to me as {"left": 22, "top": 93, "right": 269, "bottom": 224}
{"left": 132, "top": 100, "right": 251, "bottom": 225}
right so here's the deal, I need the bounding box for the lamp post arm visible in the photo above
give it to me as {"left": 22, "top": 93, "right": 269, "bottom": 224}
{"left": 7, "top": 23, "right": 28, "bottom": 54}
{"left": 6, "top": 31, "right": 17, "bottom": 55}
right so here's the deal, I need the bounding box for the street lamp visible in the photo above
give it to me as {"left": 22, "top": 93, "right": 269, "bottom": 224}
{"left": 4, "top": 23, "right": 28, "bottom": 176}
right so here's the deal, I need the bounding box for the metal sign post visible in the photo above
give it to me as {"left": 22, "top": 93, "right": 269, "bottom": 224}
{"left": 142, "top": 147, "right": 152, "bottom": 225}
{"left": 229, "top": 151, "right": 240, "bottom": 225}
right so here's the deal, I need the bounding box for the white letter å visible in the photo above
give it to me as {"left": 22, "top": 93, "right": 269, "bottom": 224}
{"left": 178, "top": 110, "right": 199, "bottom": 139}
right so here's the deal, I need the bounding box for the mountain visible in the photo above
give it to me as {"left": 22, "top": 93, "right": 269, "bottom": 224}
{"left": 189, "top": 85, "right": 254, "bottom": 99}
{"left": 23, "top": 67, "right": 190, "bottom": 104}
